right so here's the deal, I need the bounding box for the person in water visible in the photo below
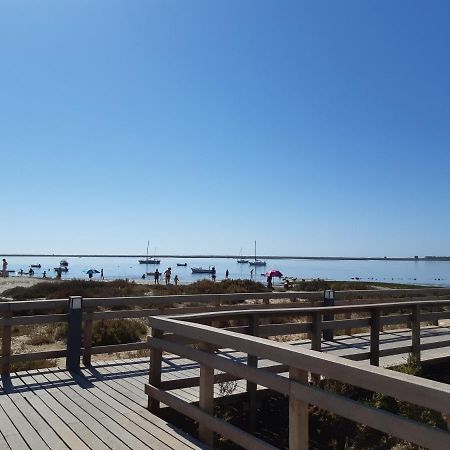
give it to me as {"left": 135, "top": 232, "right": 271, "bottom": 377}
{"left": 164, "top": 268, "right": 171, "bottom": 285}
{"left": 174, "top": 274, "right": 179, "bottom": 286}
{"left": 154, "top": 269, "right": 160, "bottom": 284}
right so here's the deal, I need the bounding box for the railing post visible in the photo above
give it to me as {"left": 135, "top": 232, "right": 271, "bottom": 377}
{"left": 344, "top": 310, "right": 352, "bottom": 336}
{"left": 411, "top": 304, "right": 421, "bottom": 361}
{"left": 370, "top": 308, "right": 380, "bottom": 366}
{"left": 247, "top": 314, "right": 259, "bottom": 432}
{"left": 198, "top": 344, "right": 215, "bottom": 447}
{"left": 82, "top": 305, "right": 94, "bottom": 366}
{"left": 148, "top": 328, "right": 163, "bottom": 413}
{"left": 323, "top": 290, "right": 334, "bottom": 341}
{"left": 289, "top": 367, "right": 309, "bottom": 450}
{"left": 311, "top": 311, "right": 322, "bottom": 352}
{"left": 66, "top": 296, "right": 83, "bottom": 372}
{"left": 1, "top": 305, "right": 12, "bottom": 375}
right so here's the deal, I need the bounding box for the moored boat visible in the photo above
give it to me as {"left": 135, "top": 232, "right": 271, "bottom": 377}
{"left": 249, "top": 240, "right": 266, "bottom": 266}
{"left": 139, "top": 258, "right": 161, "bottom": 264}
{"left": 191, "top": 267, "right": 214, "bottom": 274}
{"left": 177, "top": 263, "right": 187, "bottom": 267}
{"left": 237, "top": 248, "right": 249, "bottom": 264}
{"left": 30, "top": 264, "right": 41, "bottom": 268}
{"left": 54, "top": 267, "right": 69, "bottom": 272}
{"left": 60, "top": 259, "right": 69, "bottom": 267}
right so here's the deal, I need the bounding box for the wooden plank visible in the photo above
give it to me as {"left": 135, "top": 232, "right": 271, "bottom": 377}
{"left": 49, "top": 370, "right": 169, "bottom": 450}
{"left": 77, "top": 362, "right": 205, "bottom": 450}
{"left": 33, "top": 369, "right": 122, "bottom": 450}
{"left": 0, "top": 402, "right": 29, "bottom": 450}
{"left": 0, "top": 394, "right": 50, "bottom": 449}
{"left": 18, "top": 387, "right": 90, "bottom": 449}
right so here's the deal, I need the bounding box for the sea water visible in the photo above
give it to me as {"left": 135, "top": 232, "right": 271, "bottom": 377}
{"left": 3, "top": 256, "right": 450, "bottom": 286}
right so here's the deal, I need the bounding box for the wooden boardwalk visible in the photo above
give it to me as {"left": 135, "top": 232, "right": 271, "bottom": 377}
{"left": 1, "top": 325, "right": 450, "bottom": 449}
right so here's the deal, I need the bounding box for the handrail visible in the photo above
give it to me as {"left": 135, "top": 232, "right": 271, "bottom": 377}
{"left": 1, "top": 288, "right": 450, "bottom": 374}
{"left": 146, "top": 311, "right": 450, "bottom": 449}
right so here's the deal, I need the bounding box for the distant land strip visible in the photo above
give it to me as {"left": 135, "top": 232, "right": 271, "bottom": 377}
{"left": 2, "top": 254, "right": 450, "bottom": 261}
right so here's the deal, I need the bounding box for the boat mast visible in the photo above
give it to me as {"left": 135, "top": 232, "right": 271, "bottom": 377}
{"left": 254, "top": 240, "right": 257, "bottom": 261}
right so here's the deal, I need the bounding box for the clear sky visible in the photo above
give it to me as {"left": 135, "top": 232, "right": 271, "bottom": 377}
{"left": 1, "top": 1, "right": 450, "bottom": 257}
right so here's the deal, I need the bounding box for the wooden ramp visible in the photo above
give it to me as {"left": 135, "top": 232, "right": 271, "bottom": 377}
{"left": 1, "top": 325, "right": 450, "bottom": 449}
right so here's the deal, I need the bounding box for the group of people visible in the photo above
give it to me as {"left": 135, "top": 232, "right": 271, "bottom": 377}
{"left": 142, "top": 268, "right": 180, "bottom": 285}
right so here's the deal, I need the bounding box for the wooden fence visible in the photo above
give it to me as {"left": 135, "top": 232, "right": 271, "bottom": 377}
{"left": 146, "top": 299, "right": 450, "bottom": 449}
{"left": 1, "top": 287, "right": 450, "bottom": 374}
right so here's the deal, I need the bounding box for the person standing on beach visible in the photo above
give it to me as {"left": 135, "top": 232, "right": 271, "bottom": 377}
{"left": 154, "top": 269, "right": 160, "bottom": 284}
{"left": 225, "top": 269, "right": 229, "bottom": 279}
{"left": 250, "top": 268, "right": 254, "bottom": 280}
{"left": 211, "top": 266, "right": 216, "bottom": 282}
{"left": 267, "top": 275, "right": 273, "bottom": 289}
{"left": 2, "top": 258, "right": 7, "bottom": 277}
{"left": 101, "top": 268, "right": 104, "bottom": 280}
{"left": 174, "top": 275, "right": 179, "bottom": 286}
{"left": 164, "top": 267, "right": 171, "bottom": 285}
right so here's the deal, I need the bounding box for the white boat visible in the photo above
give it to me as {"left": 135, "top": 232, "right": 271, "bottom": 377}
{"left": 60, "top": 259, "right": 69, "bottom": 267}
{"left": 139, "top": 241, "right": 161, "bottom": 264}
{"left": 248, "top": 240, "right": 266, "bottom": 266}
{"left": 236, "top": 248, "right": 248, "bottom": 264}
{"left": 139, "top": 258, "right": 161, "bottom": 264}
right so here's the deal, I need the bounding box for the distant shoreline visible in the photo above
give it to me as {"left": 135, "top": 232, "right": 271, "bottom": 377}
{"left": 2, "top": 254, "right": 450, "bottom": 261}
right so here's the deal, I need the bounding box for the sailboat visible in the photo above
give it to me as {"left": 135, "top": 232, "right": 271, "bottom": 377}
{"left": 237, "top": 248, "right": 248, "bottom": 264}
{"left": 248, "top": 240, "right": 266, "bottom": 266}
{"left": 138, "top": 241, "right": 161, "bottom": 264}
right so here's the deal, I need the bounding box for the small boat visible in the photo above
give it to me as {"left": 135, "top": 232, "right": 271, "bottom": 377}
{"left": 177, "top": 263, "right": 187, "bottom": 267}
{"left": 30, "top": 264, "right": 41, "bottom": 268}
{"left": 60, "top": 259, "right": 69, "bottom": 267}
{"left": 139, "top": 258, "right": 161, "bottom": 264}
{"left": 191, "top": 267, "right": 214, "bottom": 274}
{"left": 237, "top": 248, "right": 249, "bottom": 264}
{"left": 54, "top": 267, "right": 69, "bottom": 272}
{"left": 248, "top": 240, "right": 266, "bottom": 266}
{"left": 146, "top": 271, "right": 158, "bottom": 276}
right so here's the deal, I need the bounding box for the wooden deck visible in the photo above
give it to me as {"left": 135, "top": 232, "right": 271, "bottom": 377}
{"left": 1, "top": 325, "right": 450, "bottom": 449}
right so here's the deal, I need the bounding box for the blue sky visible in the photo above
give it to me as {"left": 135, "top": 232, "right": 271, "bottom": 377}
{"left": 1, "top": 0, "right": 450, "bottom": 257}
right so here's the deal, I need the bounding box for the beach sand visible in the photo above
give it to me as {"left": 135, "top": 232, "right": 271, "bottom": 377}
{"left": 0, "top": 276, "right": 44, "bottom": 295}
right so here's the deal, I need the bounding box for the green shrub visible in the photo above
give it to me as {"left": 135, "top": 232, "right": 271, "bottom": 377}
{"left": 2, "top": 279, "right": 150, "bottom": 301}
{"left": 25, "top": 323, "right": 68, "bottom": 345}
{"left": 151, "top": 279, "right": 268, "bottom": 295}
{"left": 91, "top": 319, "right": 147, "bottom": 346}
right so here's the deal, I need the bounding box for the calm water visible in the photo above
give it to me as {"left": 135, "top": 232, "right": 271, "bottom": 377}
{"left": 3, "top": 256, "right": 450, "bottom": 286}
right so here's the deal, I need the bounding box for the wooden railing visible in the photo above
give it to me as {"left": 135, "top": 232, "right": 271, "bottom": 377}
{"left": 1, "top": 287, "right": 450, "bottom": 374}
{"left": 146, "top": 301, "right": 450, "bottom": 449}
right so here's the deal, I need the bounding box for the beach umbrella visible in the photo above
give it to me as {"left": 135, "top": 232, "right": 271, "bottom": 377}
{"left": 265, "top": 270, "right": 283, "bottom": 278}
{"left": 84, "top": 269, "right": 100, "bottom": 275}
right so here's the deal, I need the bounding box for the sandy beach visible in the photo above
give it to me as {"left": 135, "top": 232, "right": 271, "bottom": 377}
{"left": 0, "top": 276, "right": 44, "bottom": 295}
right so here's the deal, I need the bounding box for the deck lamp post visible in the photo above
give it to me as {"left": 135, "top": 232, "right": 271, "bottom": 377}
{"left": 66, "top": 296, "right": 83, "bottom": 372}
